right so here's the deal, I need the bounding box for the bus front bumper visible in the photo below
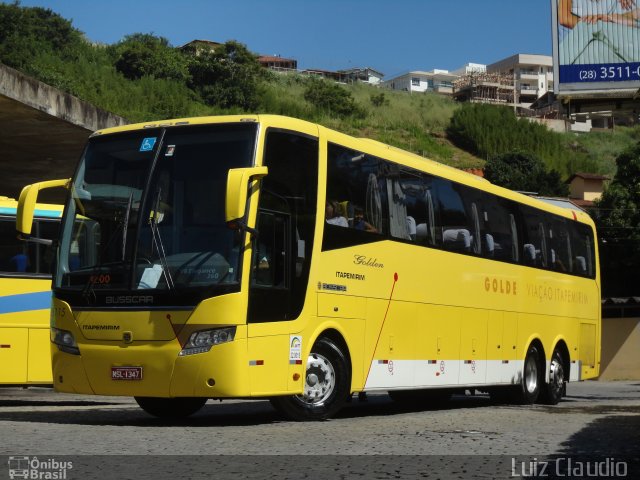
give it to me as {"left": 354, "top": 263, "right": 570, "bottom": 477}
{"left": 52, "top": 336, "right": 250, "bottom": 398}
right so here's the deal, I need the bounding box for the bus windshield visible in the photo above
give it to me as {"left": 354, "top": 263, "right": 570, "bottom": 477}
{"left": 56, "top": 123, "right": 257, "bottom": 297}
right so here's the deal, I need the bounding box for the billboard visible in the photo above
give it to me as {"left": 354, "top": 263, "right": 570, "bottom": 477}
{"left": 551, "top": 0, "right": 640, "bottom": 93}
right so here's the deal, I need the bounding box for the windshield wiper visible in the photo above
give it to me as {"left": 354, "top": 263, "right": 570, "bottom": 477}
{"left": 149, "top": 188, "right": 174, "bottom": 289}
{"left": 122, "top": 191, "right": 133, "bottom": 261}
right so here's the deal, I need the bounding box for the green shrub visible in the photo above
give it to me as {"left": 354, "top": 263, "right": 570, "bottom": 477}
{"left": 303, "top": 79, "right": 366, "bottom": 119}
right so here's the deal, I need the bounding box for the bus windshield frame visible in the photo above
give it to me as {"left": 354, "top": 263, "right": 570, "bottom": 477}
{"left": 55, "top": 122, "right": 258, "bottom": 307}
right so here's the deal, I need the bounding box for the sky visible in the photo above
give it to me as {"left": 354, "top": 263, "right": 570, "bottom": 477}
{"left": 17, "top": 0, "right": 553, "bottom": 78}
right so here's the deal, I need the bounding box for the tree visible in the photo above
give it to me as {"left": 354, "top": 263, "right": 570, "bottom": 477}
{"left": 447, "top": 104, "right": 574, "bottom": 175}
{"left": 186, "top": 40, "right": 265, "bottom": 110}
{"left": 112, "top": 33, "right": 190, "bottom": 82}
{"left": 0, "top": 2, "right": 83, "bottom": 70}
{"left": 594, "top": 142, "right": 640, "bottom": 296}
{"left": 484, "top": 152, "right": 569, "bottom": 196}
{"left": 303, "top": 79, "right": 365, "bottom": 119}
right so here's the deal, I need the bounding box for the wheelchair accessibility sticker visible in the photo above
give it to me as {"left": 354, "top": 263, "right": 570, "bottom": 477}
{"left": 140, "top": 137, "right": 157, "bottom": 152}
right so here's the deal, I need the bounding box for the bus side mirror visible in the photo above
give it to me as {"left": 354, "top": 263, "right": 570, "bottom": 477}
{"left": 225, "top": 167, "right": 268, "bottom": 225}
{"left": 17, "top": 178, "right": 70, "bottom": 237}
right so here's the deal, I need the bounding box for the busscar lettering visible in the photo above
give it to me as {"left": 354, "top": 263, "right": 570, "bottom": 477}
{"left": 105, "top": 295, "right": 154, "bottom": 305}
{"left": 336, "top": 271, "right": 366, "bottom": 281}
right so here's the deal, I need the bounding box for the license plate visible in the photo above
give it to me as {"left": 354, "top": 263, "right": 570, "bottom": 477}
{"left": 111, "top": 366, "right": 143, "bottom": 381}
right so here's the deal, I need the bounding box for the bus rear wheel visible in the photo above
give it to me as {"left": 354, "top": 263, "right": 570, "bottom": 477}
{"left": 514, "top": 344, "right": 543, "bottom": 404}
{"left": 270, "top": 337, "right": 350, "bottom": 421}
{"left": 134, "top": 397, "right": 207, "bottom": 418}
{"left": 539, "top": 349, "right": 566, "bottom": 405}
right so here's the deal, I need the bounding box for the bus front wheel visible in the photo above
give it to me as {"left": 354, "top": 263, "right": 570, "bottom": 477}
{"left": 270, "top": 337, "right": 350, "bottom": 421}
{"left": 134, "top": 396, "right": 207, "bottom": 418}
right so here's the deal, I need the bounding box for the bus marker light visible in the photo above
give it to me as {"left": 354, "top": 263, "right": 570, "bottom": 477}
{"left": 293, "top": 373, "right": 301, "bottom": 381}
{"left": 207, "top": 378, "right": 215, "bottom": 387}
{"left": 0, "top": 344, "right": 10, "bottom": 348}
{"left": 249, "top": 360, "right": 264, "bottom": 366}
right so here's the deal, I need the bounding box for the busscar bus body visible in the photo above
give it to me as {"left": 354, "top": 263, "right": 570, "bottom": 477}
{"left": 16, "top": 115, "right": 600, "bottom": 420}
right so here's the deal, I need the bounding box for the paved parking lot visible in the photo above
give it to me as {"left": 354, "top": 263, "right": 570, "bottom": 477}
{"left": 1, "top": 381, "right": 638, "bottom": 479}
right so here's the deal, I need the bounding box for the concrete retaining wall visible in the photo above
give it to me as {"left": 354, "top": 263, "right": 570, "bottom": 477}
{"left": 600, "top": 317, "right": 640, "bottom": 380}
{"left": 0, "top": 63, "right": 127, "bottom": 131}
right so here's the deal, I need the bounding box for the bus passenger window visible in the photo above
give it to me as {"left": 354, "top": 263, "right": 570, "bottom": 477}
{"left": 479, "top": 194, "right": 520, "bottom": 262}
{"left": 521, "top": 206, "right": 548, "bottom": 268}
{"left": 433, "top": 178, "right": 470, "bottom": 253}
{"left": 548, "top": 218, "right": 571, "bottom": 273}
{"left": 0, "top": 218, "right": 59, "bottom": 275}
{"left": 571, "top": 222, "right": 594, "bottom": 277}
{"left": 324, "top": 143, "right": 387, "bottom": 249}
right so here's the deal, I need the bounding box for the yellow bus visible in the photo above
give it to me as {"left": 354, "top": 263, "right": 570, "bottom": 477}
{"left": 16, "top": 115, "right": 600, "bottom": 420}
{"left": 1, "top": 197, "right": 61, "bottom": 385}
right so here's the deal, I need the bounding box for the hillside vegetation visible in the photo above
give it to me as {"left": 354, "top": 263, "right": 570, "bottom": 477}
{"left": 1, "top": 2, "right": 638, "bottom": 178}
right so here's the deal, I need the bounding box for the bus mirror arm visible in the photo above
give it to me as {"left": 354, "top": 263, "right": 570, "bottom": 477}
{"left": 17, "top": 234, "right": 54, "bottom": 246}
{"left": 228, "top": 220, "right": 259, "bottom": 239}
{"left": 225, "top": 166, "right": 268, "bottom": 224}
{"left": 16, "top": 178, "right": 70, "bottom": 236}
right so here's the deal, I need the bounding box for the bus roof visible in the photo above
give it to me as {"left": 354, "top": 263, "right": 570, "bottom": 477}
{"left": 0, "top": 197, "right": 63, "bottom": 218}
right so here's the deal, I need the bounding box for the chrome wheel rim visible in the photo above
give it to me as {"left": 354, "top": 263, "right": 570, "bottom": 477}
{"left": 525, "top": 355, "right": 538, "bottom": 394}
{"left": 297, "top": 352, "right": 336, "bottom": 406}
{"left": 549, "top": 357, "right": 564, "bottom": 393}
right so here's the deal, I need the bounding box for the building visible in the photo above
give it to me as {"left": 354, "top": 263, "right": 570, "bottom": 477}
{"left": 566, "top": 172, "right": 609, "bottom": 208}
{"left": 258, "top": 55, "right": 297, "bottom": 72}
{"left": 178, "top": 39, "right": 222, "bottom": 55}
{"left": 452, "top": 71, "right": 515, "bottom": 105}
{"left": 301, "top": 69, "right": 348, "bottom": 83}
{"left": 383, "top": 70, "right": 458, "bottom": 94}
{"left": 451, "top": 62, "right": 486, "bottom": 76}
{"left": 338, "top": 67, "right": 384, "bottom": 85}
{"left": 486, "top": 54, "right": 553, "bottom": 109}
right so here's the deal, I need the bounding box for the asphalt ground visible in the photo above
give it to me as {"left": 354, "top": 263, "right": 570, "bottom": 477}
{"left": 1, "top": 380, "right": 638, "bottom": 479}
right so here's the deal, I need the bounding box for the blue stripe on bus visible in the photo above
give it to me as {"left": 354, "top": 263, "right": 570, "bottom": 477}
{"left": 0, "top": 207, "right": 62, "bottom": 218}
{"left": 0, "top": 291, "right": 51, "bottom": 314}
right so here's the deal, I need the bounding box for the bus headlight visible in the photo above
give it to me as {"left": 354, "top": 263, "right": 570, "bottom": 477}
{"left": 179, "top": 326, "right": 236, "bottom": 356}
{"left": 51, "top": 327, "right": 80, "bottom": 355}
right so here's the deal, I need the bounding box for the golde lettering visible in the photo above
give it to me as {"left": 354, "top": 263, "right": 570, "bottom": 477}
{"left": 484, "top": 277, "right": 517, "bottom": 295}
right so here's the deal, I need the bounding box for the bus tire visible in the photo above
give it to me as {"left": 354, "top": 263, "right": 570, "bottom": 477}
{"left": 134, "top": 396, "right": 207, "bottom": 418}
{"left": 539, "top": 349, "right": 566, "bottom": 405}
{"left": 515, "top": 344, "right": 543, "bottom": 404}
{"left": 270, "top": 337, "right": 350, "bottom": 421}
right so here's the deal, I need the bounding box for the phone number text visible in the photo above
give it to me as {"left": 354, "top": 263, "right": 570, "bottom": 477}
{"left": 559, "top": 62, "right": 640, "bottom": 83}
